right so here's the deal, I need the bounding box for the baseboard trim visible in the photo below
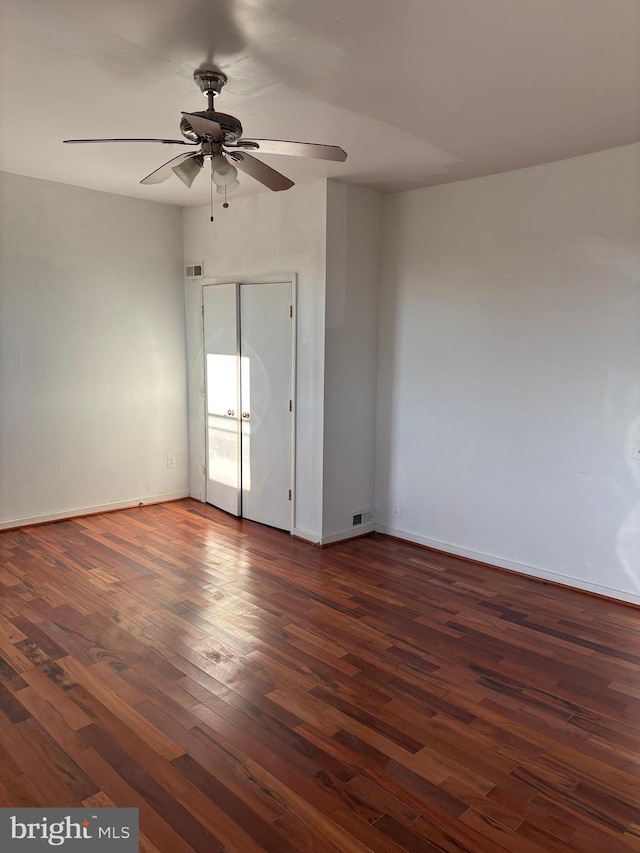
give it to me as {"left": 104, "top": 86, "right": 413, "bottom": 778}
{"left": 374, "top": 524, "right": 640, "bottom": 608}
{"left": 0, "top": 492, "right": 191, "bottom": 532}
{"left": 320, "top": 524, "right": 376, "bottom": 547}
{"left": 292, "top": 527, "right": 320, "bottom": 544}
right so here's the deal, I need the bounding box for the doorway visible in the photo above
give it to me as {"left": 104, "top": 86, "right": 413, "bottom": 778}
{"left": 203, "top": 281, "right": 294, "bottom": 531}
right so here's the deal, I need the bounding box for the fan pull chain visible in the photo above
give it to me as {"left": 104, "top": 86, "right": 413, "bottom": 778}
{"left": 210, "top": 157, "right": 214, "bottom": 222}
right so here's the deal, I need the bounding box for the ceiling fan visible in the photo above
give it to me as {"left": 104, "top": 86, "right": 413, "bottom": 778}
{"left": 64, "top": 69, "right": 347, "bottom": 196}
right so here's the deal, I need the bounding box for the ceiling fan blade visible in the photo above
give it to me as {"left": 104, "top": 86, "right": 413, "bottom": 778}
{"left": 227, "top": 151, "right": 294, "bottom": 192}
{"left": 181, "top": 113, "right": 223, "bottom": 142}
{"left": 232, "top": 138, "right": 347, "bottom": 162}
{"left": 64, "top": 138, "right": 198, "bottom": 145}
{"left": 140, "top": 152, "right": 201, "bottom": 185}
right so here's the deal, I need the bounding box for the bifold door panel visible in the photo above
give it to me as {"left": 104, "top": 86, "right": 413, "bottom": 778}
{"left": 204, "top": 283, "right": 240, "bottom": 516}
{"left": 240, "top": 283, "right": 291, "bottom": 530}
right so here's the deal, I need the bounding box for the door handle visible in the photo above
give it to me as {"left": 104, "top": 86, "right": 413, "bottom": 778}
{"left": 227, "top": 409, "right": 235, "bottom": 416}
{"left": 242, "top": 412, "right": 250, "bottom": 419}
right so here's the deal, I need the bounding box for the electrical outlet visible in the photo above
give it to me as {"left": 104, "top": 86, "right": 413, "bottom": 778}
{"left": 167, "top": 455, "right": 176, "bottom": 469}
{"left": 631, "top": 440, "right": 640, "bottom": 461}
{"left": 391, "top": 502, "right": 401, "bottom": 518}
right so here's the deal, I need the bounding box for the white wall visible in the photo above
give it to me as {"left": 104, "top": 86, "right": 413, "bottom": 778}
{"left": 323, "top": 182, "right": 381, "bottom": 541}
{"left": 0, "top": 172, "right": 188, "bottom": 527}
{"left": 376, "top": 144, "right": 640, "bottom": 604}
{"left": 183, "top": 181, "right": 327, "bottom": 540}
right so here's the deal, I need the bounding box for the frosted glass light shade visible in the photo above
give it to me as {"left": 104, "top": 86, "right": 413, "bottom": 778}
{"left": 212, "top": 161, "right": 239, "bottom": 187}
{"left": 210, "top": 154, "right": 227, "bottom": 173}
{"left": 216, "top": 179, "right": 240, "bottom": 194}
{"left": 171, "top": 154, "right": 203, "bottom": 188}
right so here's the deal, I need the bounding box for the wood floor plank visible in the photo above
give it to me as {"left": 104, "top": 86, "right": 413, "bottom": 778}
{"left": 0, "top": 716, "right": 95, "bottom": 806}
{"left": 178, "top": 786, "right": 269, "bottom": 853}
{"left": 173, "top": 753, "right": 300, "bottom": 853}
{"left": 19, "top": 665, "right": 93, "bottom": 729}
{"left": 60, "top": 655, "right": 185, "bottom": 760}
{"left": 79, "top": 724, "right": 219, "bottom": 852}
{"left": 0, "top": 499, "right": 638, "bottom": 852}
{"left": 271, "top": 809, "right": 345, "bottom": 853}
{"left": 74, "top": 747, "right": 197, "bottom": 853}
{"left": 15, "top": 685, "right": 88, "bottom": 756}
{"left": 136, "top": 700, "right": 287, "bottom": 825}
{"left": 69, "top": 685, "right": 193, "bottom": 798}
{"left": 3, "top": 774, "right": 51, "bottom": 808}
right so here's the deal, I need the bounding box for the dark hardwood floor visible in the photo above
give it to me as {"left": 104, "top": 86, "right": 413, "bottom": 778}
{"left": 0, "top": 499, "right": 638, "bottom": 852}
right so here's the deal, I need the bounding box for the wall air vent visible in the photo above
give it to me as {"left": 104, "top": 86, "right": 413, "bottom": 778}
{"left": 185, "top": 262, "right": 204, "bottom": 279}
{"left": 352, "top": 510, "right": 373, "bottom": 527}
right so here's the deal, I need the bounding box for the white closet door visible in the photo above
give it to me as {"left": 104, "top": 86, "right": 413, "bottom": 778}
{"left": 240, "top": 283, "right": 292, "bottom": 530}
{"left": 203, "top": 283, "right": 240, "bottom": 516}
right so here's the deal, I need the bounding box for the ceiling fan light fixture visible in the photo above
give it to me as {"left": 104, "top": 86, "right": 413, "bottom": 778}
{"left": 212, "top": 161, "right": 239, "bottom": 187}
{"left": 62, "top": 67, "right": 346, "bottom": 197}
{"left": 171, "top": 154, "right": 203, "bottom": 187}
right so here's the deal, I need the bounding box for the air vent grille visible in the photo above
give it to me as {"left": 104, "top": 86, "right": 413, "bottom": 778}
{"left": 352, "top": 510, "right": 373, "bottom": 527}
{"left": 186, "top": 262, "right": 204, "bottom": 279}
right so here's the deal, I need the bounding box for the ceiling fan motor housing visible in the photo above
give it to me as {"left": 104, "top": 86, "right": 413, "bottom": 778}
{"left": 180, "top": 111, "right": 243, "bottom": 144}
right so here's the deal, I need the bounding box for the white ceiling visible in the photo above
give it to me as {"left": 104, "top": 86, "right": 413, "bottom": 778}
{"left": 1, "top": 0, "right": 639, "bottom": 207}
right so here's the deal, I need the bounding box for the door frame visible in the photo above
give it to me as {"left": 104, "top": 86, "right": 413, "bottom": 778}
{"left": 200, "top": 274, "right": 297, "bottom": 533}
